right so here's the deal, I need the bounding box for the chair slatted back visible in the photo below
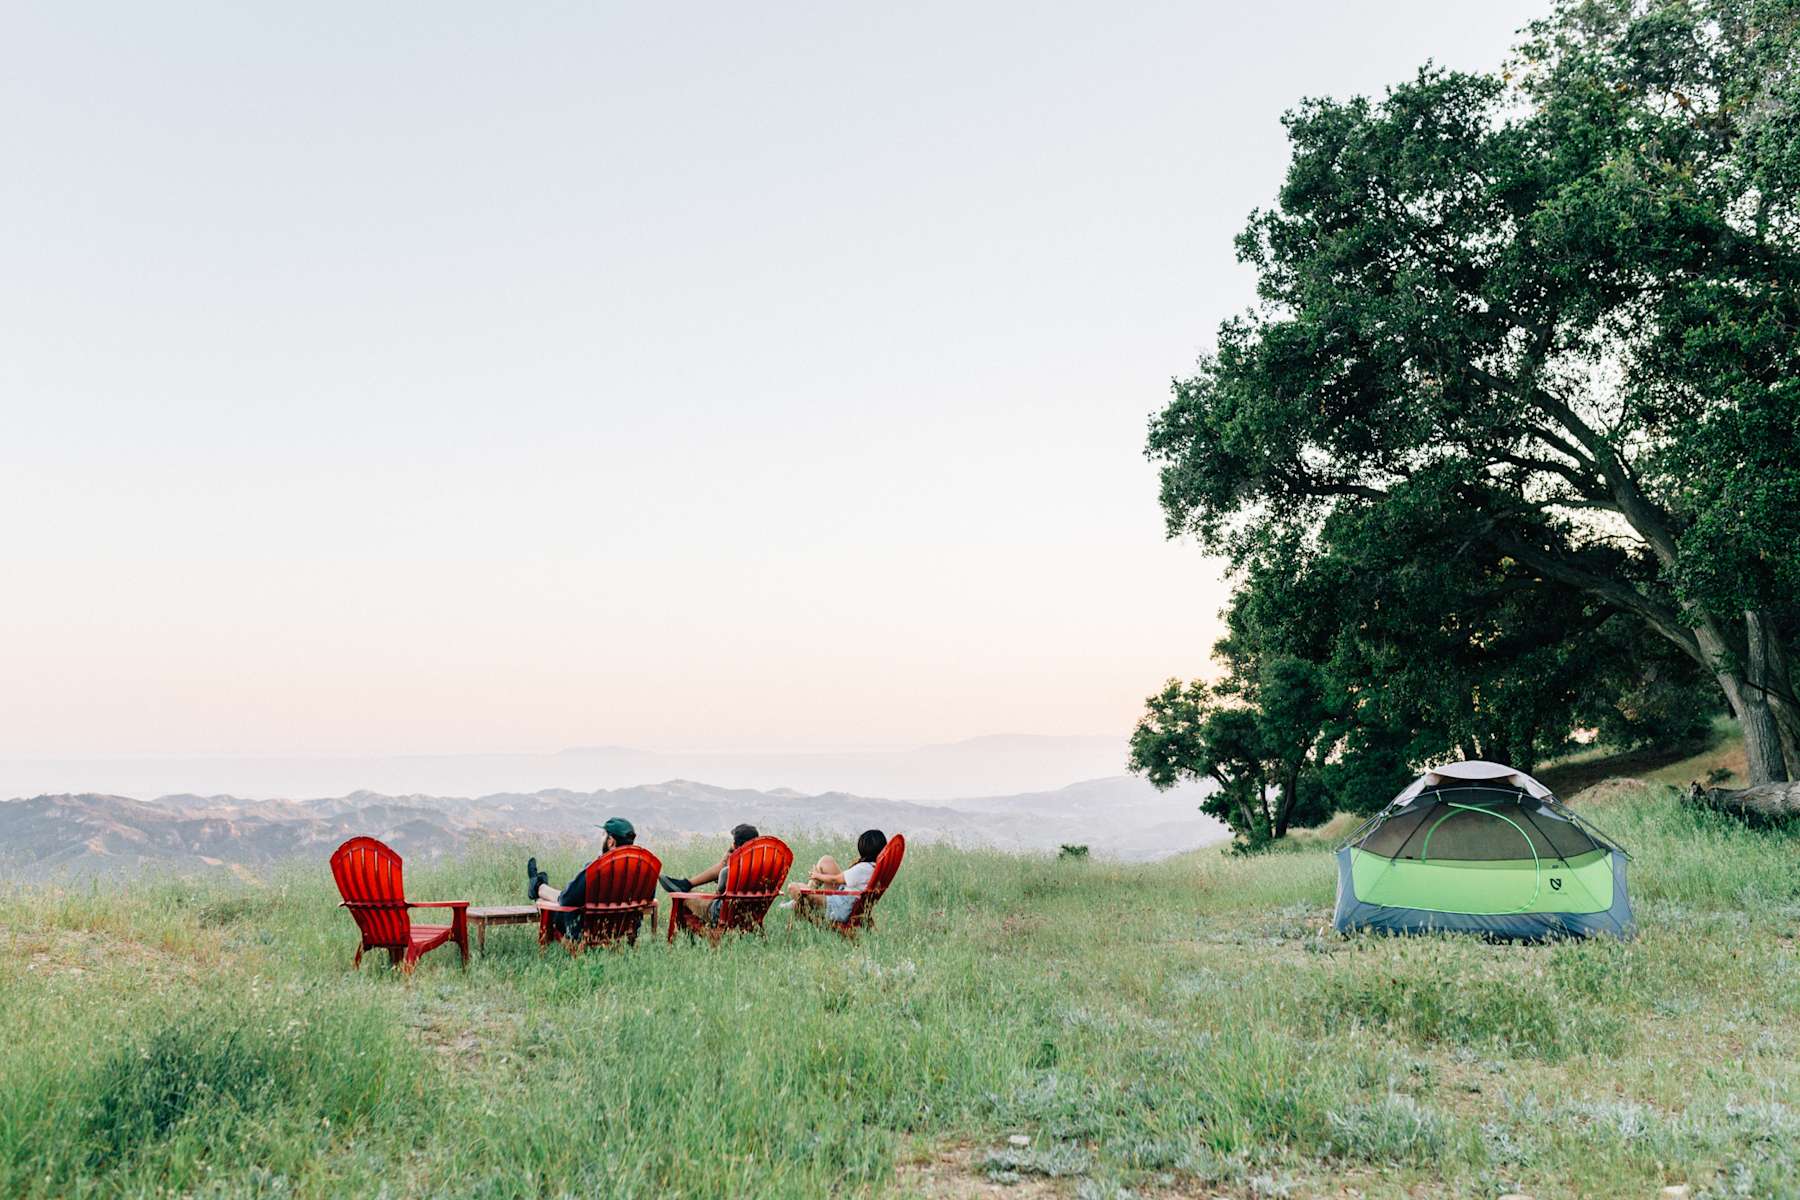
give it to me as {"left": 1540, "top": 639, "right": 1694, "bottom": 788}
{"left": 847, "top": 833, "right": 905, "bottom": 927}
{"left": 718, "top": 836, "right": 794, "bottom": 930}
{"left": 579, "top": 846, "right": 662, "bottom": 945}
{"left": 330, "top": 836, "right": 411, "bottom": 948}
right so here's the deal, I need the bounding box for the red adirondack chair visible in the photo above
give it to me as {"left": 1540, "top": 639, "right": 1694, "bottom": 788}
{"left": 329, "top": 836, "right": 469, "bottom": 973}
{"left": 793, "top": 833, "right": 905, "bottom": 938}
{"left": 536, "top": 845, "right": 662, "bottom": 953}
{"left": 666, "top": 835, "right": 795, "bottom": 944}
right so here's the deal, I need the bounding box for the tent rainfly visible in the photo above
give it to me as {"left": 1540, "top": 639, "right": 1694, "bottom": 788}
{"left": 1333, "top": 760, "right": 1633, "bottom": 940}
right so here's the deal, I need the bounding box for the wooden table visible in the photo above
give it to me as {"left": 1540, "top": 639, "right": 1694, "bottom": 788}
{"left": 466, "top": 904, "right": 539, "bottom": 953}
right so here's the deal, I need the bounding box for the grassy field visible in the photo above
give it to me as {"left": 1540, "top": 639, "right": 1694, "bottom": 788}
{"left": 3, "top": 750, "right": 1797, "bottom": 1198}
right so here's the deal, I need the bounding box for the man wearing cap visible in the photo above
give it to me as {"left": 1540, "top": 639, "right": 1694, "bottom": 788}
{"left": 525, "top": 816, "right": 637, "bottom": 938}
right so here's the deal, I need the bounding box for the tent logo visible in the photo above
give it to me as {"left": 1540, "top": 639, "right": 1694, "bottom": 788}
{"left": 1549, "top": 877, "right": 1563, "bottom": 891}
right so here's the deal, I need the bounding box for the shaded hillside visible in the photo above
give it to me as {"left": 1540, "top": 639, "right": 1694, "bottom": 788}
{"left": 1537, "top": 720, "right": 1745, "bottom": 799}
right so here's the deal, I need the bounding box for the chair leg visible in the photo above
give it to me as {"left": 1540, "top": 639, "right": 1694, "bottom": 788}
{"left": 353, "top": 944, "right": 364, "bottom": 969}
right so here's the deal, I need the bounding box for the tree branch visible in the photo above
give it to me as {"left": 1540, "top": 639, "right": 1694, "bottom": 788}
{"left": 1488, "top": 530, "right": 1700, "bottom": 660}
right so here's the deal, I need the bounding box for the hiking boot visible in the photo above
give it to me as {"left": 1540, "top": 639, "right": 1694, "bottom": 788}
{"left": 526, "top": 857, "right": 542, "bottom": 902}
{"left": 660, "top": 875, "right": 694, "bottom": 895}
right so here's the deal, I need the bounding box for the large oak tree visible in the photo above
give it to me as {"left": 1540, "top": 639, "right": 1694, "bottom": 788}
{"left": 1149, "top": 0, "right": 1800, "bottom": 783}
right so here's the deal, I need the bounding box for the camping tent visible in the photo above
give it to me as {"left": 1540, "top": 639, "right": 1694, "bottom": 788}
{"left": 1333, "top": 760, "right": 1633, "bottom": 940}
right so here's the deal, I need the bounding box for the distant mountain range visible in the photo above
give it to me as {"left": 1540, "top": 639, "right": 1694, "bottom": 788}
{"left": 0, "top": 734, "right": 1135, "bottom": 805}
{"left": 0, "top": 775, "right": 1227, "bottom": 882}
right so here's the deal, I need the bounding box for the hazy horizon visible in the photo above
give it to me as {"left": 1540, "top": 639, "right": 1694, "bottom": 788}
{"left": 0, "top": 732, "right": 1150, "bottom": 804}
{"left": 4, "top": 1, "right": 1542, "bottom": 758}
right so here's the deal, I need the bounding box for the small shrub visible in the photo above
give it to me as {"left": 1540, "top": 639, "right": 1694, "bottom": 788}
{"left": 88, "top": 1020, "right": 286, "bottom": 1161}
{"left": 197, "top": 895, "right": 266, "bottom": 927}
{"left": 1060, "top": 844, "right": 1090, "bottom": 860}
{"left": 81, "top": 994, "right": 417, "bottom": 1171}
{"left": 983, "top": 1142, "right": 1093, "bottom": 1178}
{"left": 1324, "top": 1093, "right": 1447, "bottom": 1164}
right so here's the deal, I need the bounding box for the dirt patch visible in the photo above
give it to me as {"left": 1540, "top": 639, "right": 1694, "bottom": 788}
{"left": 1565, "top": 777, "right": 1655, "bottom": 808}
{"left": 1716, "top": 740, "right": 1747, "bottom": 781}
{"left": 896, "top": 1144, "right": 1064, "bottom": 1198}
{"left": 999, "top": 913, "right": 1046, "bottom": 938}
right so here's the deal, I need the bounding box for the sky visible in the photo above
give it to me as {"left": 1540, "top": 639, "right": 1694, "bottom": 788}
{"left": 1, "top": 1, "right": 1543, "bottom": 758}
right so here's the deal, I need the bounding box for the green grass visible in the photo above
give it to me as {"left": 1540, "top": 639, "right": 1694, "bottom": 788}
{"left": 2, "top": 782, "right": 1797, "bottom": 1198}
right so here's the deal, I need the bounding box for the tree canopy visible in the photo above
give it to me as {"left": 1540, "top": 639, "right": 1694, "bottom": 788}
{"left": 1138, "top": 0, "right": 1800, "bottom": 825}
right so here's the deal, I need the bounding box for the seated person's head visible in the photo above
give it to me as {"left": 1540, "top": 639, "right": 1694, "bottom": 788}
{"left": 731, "top": 823, "right": 759, "bottom": 849}
{"left": 601, "top": 816, "right": 636, "bottom": 850}
{"left": 856, "top": 829, "right": 887, "bottom": 864}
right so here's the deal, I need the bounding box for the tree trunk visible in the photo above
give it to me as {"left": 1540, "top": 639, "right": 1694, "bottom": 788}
{"left": 1693, "top": 616, "right": 1788, "bottom": 786}
{"left": 1274, "top": 769, "right": 1298, "bottom": 838}
{"left": 1751, "top": 610, "right": 1800, "bottom": 780}
{"left": 1687, "top": 780, "right": 1800, "bottom": 822}
{"left": 1234, "top": 792, "right": 1259, "bottom": 839}
{"left": 1723, "top": 673, "right": 1787, "bottom": 787}
{"left": 1741, "top": 610, "right": 1791, "bottom": 786}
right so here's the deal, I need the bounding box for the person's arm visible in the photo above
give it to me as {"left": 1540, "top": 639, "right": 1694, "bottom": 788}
{"left": 689, "top": 857, "right": 726, "bottom": 888}
{"left": 809, "top": 864, "right": 848, "bottom": 886}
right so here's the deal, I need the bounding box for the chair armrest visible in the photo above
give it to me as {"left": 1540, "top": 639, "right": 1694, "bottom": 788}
{"left": 535, "top": 901, "right": 579, "bottom": 913}
{"left": 409, "top": 901, "right": 469, "bottom": 909}
{"left": 793, "top": 888, "right": 870, "bottom": 897}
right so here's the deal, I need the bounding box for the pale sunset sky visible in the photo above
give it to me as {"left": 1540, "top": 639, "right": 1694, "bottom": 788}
{"left": 2, "top": 2, "right": 1542, "bottom": 756}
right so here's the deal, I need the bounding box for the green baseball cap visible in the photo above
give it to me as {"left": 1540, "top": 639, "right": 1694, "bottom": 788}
{"left": 601, "top": 816, "right": 635, "bottom": 840}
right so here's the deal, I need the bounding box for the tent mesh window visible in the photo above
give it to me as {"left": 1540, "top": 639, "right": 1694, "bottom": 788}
{"left": 1354, "top": 784, "right": 1609, "bottom": 863}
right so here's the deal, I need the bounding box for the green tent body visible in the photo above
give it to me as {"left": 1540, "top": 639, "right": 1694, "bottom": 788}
{"left": 1333, "top": 761, "right": 1633, "bottom": 940}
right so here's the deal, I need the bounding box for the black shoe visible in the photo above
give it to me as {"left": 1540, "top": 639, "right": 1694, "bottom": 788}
{"left": 660, "top": 875, "right": 693, "bottom": 895}
{"left": 526, "top": 857, "right": 541, "bottom": 902}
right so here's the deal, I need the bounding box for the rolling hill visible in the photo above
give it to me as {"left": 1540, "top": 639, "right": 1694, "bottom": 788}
{"left": 0, "top": 774, "right": 1226, "bottom": 881}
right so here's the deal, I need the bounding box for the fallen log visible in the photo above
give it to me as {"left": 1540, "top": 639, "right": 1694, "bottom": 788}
{"left": 1686, "top": 781, "right": 1800, "bottom": 823}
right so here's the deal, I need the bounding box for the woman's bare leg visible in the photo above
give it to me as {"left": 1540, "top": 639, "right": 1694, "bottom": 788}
{"left": 787, "top": 855, "right": 842, "bottom": 900}
{"left": 786, "top": 855, "right": 842, "bottom": 923}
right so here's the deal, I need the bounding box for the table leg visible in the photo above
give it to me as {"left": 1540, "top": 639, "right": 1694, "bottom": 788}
{"left": 477, "top": 920, "right": 487, "bottom": 954}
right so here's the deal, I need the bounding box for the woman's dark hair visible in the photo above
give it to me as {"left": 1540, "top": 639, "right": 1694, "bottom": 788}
{"left": 856, "top": 829, "right": 887, "bottom": 865}
{"left": 731, "top": 823, "right": 759, "bottom": 848}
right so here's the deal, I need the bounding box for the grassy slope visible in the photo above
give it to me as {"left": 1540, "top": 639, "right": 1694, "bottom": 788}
{"left": 1, "top": 746, "right": 1796, "bottom": 1199}
{"left": 1536, "top": 716, "right": 1751, "bottom": 797}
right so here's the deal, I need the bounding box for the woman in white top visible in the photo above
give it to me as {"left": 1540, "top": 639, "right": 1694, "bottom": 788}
{"left": 788, "top": 829, "right": 887, "bottom": 924}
